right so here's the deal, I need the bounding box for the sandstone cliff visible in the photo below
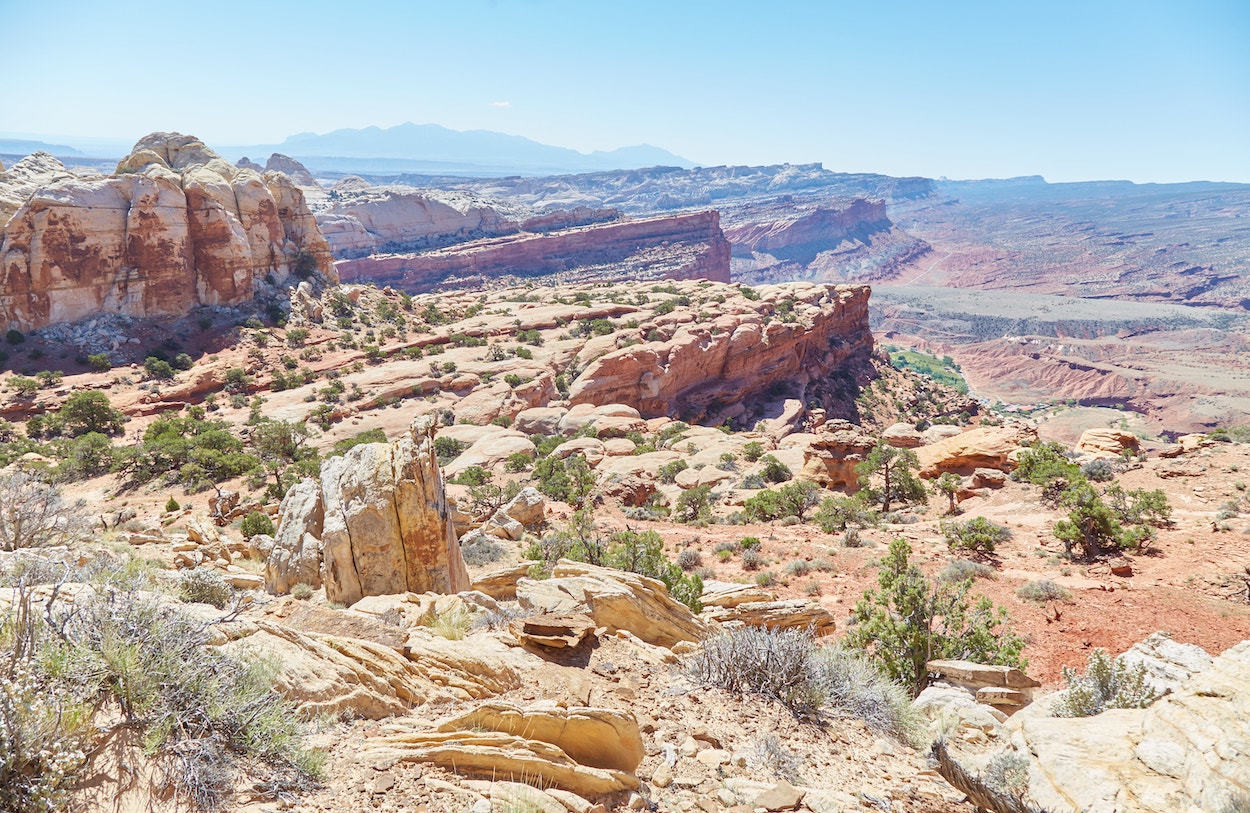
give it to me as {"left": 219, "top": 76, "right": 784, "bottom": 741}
{"left": 316, "top": 181, "right": 619, "bottom": 258}
{"left": 567, "top": 282, "right": 871, "bottom": 423}
{"left": 0, "top": 132, "right": 335, "bottom": 331}
{"left": 723, "top": 197, "right": 931, "bottom": 284}
{"left": 335, "top": 210, "right": 731, "bottom": 293}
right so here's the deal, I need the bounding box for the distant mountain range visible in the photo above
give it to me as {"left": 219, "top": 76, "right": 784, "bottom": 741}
{"left": 0, "top": 124, "right": 696, "bottom": 178}
{"left": 220, "top": 123, "right": 696, "bottom": 177}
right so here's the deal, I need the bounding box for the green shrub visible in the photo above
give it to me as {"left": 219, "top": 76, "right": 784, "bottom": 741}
{"left": 144, "top": 356, "right": 175, "bottom": 380}
{"left": 40, "top": 588, "right": 321, "bottom": 808}
{"left": 5, "top": 329, "right": 24, "bottom": 344}
{"left": 434, "top": 436, "right": 467, "bottom": 465}
{"left": 330, "top": 428, "right": 387, "bottom": 457}
{"left": 52, "top": 390, "right": 125, "bottom": 437}
{"left": 531, "top": 454, "right": 596, "bottom": 507}
{"left": 847, "top": 538, "right": 1025, "bottom": 696}
{"left": 1081, "top": 458, "right": 1115, "bottom": 482}
{"left": 742, "top": 441, "right": 765, "bottom": 463}
{"left": 657, "top": 459, "right": 689, "bottom": 484}
{"left": 759, "top": 454, "right": 792, "bottom": 483}
{"left": 1052, "top": 648, "right": 1160, "bottom": 717}
{"left": 940, "top": 559, "right": 995, "bottom": 582}
{"left": 855, "top": 442, "right": 926, "bottom": 513}
{"left": 0, "top": 472, "right": 89, "bottom": 551}
{"left": 676, "top": 548, "right": 703, "bottom": 571}
{"left": 505, "top": 451, "right": 532, "bottom": 472}
{"left": 1012, "top": 442, "right": 1080, "bottom": 486}
{"left": 86, "top": 352, "right": 112, "bottom": 371}
{"left": 814, "top": 494, "right": 876, "bottom": 532}
{"left": 240, "top": 511, "right": 275, "bottom": 540}
{"left": 7, "top": 375, "right": 39, "bottom": 397}
{"left": 674, "top": 485, "right": 712, "bottom": 524}
{"left": 166, "top": 496, "right": 180, "bottom": 513}
{"left": 941, "top": 516, "right": 1011, "bottom": 554}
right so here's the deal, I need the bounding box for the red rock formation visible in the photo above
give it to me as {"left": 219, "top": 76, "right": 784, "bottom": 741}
{"left": 567, "top": 282, "right": 871, "bottom": 422}
{"left": 335, "top": 211, "right": 731, "bottom": 292}
{"left": 0, "top": 133, "right": 334, "bottom": 331}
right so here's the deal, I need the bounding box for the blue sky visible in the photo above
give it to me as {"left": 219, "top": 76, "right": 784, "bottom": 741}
{"left": 1, "top": 0, "right": 1247, "bottom": 182}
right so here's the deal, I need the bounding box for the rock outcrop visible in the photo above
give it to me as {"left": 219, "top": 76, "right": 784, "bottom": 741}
{"left": 724, "top": 199, "right": 890, "bottom": 262}
{"left": 997, "top": 639, "right": 1250, "bottom": 813}
{"left": 0, "top": 133, "right": 334, "bottom": 331}
{"left": 362, "top": 702, "right": 642, "bottom": 796}
{"left": 916, "top": 425, "right": 1038, "bottom": 477}
{"left": 264, "top": 153, "right": 318, "bottom": 187}
{"left": 335, "top": 210, "right": 731, "bottom": 292}
{"left": 320, "top": 416, "right": 470, "bottom": 605}
{"left": 266, "top": 478, "right": 324, "bottom": 594}
{"left": 517, "top": 560, "right": 706, "bottom": 648}
{"left": 567, "top": 283, "right": 871, "bottom": 423}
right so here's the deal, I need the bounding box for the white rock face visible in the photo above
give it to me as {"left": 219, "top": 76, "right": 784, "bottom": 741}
{"left": 0, "top": 133, "right": 335, "bottom": 331}
{"left": 1007, "top": 639, "right": 1250, "bottom": 813}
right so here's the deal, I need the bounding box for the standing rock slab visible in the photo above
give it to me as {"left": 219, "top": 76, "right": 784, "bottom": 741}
{"left": 266, "top": 477, "right": 324, "bottom": 594}
{"left": 321, "top": 416, "right": 469, "bottom": 605}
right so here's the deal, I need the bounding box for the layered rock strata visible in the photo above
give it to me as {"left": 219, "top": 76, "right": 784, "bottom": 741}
{"left": 567, "top": 282, "right": 871, "bottom": 422}
{"left": 335, "top": 210, "right": 731, "bottom": 292}
{"left": 0, "top": 132, "right": 334, "bottom": 331}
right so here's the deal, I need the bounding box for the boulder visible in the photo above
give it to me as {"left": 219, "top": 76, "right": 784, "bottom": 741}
{"left": 514, "top": 406, "right": 568, "bottom": 436}
{"left": 444, "top": 431, "right": 534, "bottom": 477}
{"left": 550, "top": 438, "right": 606, "bottom": 464}
{"left": 916, "top": 426, "right": 1037, "bottom": 477}
{"left": 1077, "top": 428, "right": 1140, "bottom": 459}
{"left": 471, "top": 562, "right": 537, "bottom": 600}
{"left": 701, "top": 599, "right": 835, "bottom": 635}
{"left": 499, "top": 486, "right": 546, "bottom": 528}
{"left": 797, "top": 420, "right": 877, "bottom": 489}
{"left": 1118, "top": 631, "right": 1214, "bottom": 694}
{"left": 265, "top": 477, "right": 324, "bottom": 594}
{"left": 361, "top": 702, "right": 642, "bottom": 796}
{"left": 882, "top": 422, "right": 923, "bottom": 448}
{"left": 320, "top": 416, "right": 469, "bottom": 605}
{"left": 516, "top": 613, "right": 597, "bottom": 650}
{"left": 517, "top": 560, "right": 705, "bottom": 648}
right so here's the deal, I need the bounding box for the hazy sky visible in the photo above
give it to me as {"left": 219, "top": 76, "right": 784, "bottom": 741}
{"left": 2, "top": 0, "right": 1247, "bottom": 182}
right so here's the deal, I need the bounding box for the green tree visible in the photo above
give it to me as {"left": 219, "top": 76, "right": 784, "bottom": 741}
{"left": 248, "top": 419, "right": 318, "bottom": 500}
{"left": 846, "top": 538, "right": 1025, "bottom": 697}
{"left": 7, "top": 376, "right": 39, "bottom": 398}
{"left": 813, "top": 494, "right": 876, "bottom": 532}
{"left": 1053, "top": 480, "right": 1124, "bottom": 559}
{"left": 144, "top": 356, "right": 175, "bottom": 380}
{"left": 856, "top": 442, "right": 926, "bottom": 513}
{"left": 54, "top": 391, "right": 125, "bottom": 437}
{"left": 674, "top": 485, "right": 713, "bottom": 524}
{"left": 934, "top": 472, "right": 961, "bottom": 515}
